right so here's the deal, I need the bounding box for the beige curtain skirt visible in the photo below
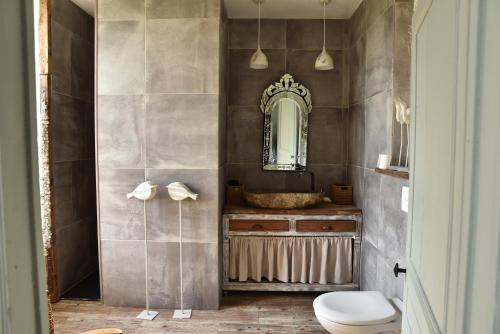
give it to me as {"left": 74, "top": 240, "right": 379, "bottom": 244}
{"left": 229, "top": 236, "right": 352, "bottom": 284}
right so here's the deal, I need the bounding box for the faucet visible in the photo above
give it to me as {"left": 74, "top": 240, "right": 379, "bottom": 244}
{"left": 299, "top": 171, "right": 315, "bottom": 192}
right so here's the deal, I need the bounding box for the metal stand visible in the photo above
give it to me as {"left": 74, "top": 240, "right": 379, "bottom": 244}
{"left": 137, "top": 200, "right": 159, "bottom": 320}
{"left": 173, "top": 200, "right": 192, "bottom": 319}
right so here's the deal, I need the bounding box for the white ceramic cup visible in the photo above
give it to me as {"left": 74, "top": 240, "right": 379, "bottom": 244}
{"left": 377, "top": 154, "right": 392, "bottom": 169}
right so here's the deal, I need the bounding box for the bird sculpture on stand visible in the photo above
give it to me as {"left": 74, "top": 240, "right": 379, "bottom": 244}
{"left": 127, "top": 181, "right": 159, "bottom": 321}
{"left": 402, "top": 106, "right": 411, "bottom": 168}
{"left": 166, "top": 182, "right": 198, "bottom": 319}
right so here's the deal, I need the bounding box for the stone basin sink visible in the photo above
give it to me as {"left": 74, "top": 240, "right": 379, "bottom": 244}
{"left": 243, "top": 190, "right": 324, "bottom": 210}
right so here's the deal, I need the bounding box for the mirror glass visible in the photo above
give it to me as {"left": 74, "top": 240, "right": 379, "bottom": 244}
{"left": 261, "top": 74, "right": 312, "bottom": 171}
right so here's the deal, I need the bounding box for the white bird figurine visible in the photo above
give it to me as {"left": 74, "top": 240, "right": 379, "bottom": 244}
{"left": 166, "top": 182, "right": 198, "bottom": 201}
{"left": 127, "top": 181, "right": 158, "bottom": 201}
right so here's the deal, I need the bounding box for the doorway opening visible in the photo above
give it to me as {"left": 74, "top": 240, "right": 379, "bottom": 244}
{"left": 37, "top": 0, "right": 100, "bottom": 302}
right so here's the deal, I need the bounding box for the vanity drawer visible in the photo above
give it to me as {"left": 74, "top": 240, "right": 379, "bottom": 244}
{"left": 229, "top": 220, "right": 289, "bottom": 232}
{"left": 296, "top": 220, "right": 356, "bottom": 232}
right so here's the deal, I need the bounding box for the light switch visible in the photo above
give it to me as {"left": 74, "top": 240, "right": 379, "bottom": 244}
{"left": 401, "top": 186, "right": 409, "bottom": 213}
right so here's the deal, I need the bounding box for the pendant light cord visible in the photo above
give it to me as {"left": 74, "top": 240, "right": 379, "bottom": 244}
{"left": 258, "top": 2, "right": 261, "bottom": 49}
{"left": 323, "top": 2, "right": 326, "bottom": 50}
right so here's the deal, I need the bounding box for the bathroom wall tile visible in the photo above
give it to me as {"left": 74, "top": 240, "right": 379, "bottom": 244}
{"left": 365, "top": 7, "right": 394, "bottom": 98}
{"left": 378, "top": 205, "right": 407, "bottom": 265}
{"left": 362, "top": 170, "right": 381, "bottom": 246}
{"left": 286, "top": 50, "right": 345, "bottom": 107}
{"left": 101, "top": 240, "right": 146, "bottom": 307}
{"left": 52, "top": 162, "right": 73, "bottom": 229}
{"left": 348, "top": 102, "right": 365, "bottom": 167}
{"left": 98, "top": 0, "right": 145, "bottom": 20}
{"left": 308, "top": 108, "right": 346, "bottom": 165}
{"left": 286, "top": 20, "right": 347, "bottom": 50}
{"left": 380, "top": 174, "right": 408, "bottom": 211}
{"left": 147, "top": 0, "right": 219, "bottom": 19}
{"left": 347, "top": 166, "right": 364, "bottom": 208}
{"left": 228, "top": 49, "right": 286, "bottom": 106}
{"left": 72, "top": 160, "right": 97, "bottom": 222}
{"left": 349, "top": 36, "right": 366, "bottom": 105}
{"left": 146, "top": 19, "right": 219, "bottom": 94}
{"left": 304, "top": 164, "right": 347, "bottom": 195}
{"left": 376, "top": 255, "right": 405, "bottom": 299}
{"left": 228, "top": 19, "right": 286, "bottom": 50}
{"left": 227, "top": 163, "right": 287, "bottom": 192}
{"left": 365, "top": 0, "right": 392, "bottom": 31}
{"left": 51, "top": 21, "right": 71, "bottom": 95}
{"left": 71, "top": 35, "right": 94, "bottom": 102}
{"left": 348, "top": 1, "right": 365, "bottom": 46}
{"left": 360, "top": 239, "right": 378, "bottom": 291}
{"left": 97, "top": 95, "right": 145, "bottom": 168}
{"left": 52, "top": 0, "right": 86, "bottom": 36}
{"left": 227, "top": 106, "right": 264, "bottom": 164}
{"left": 364, "top": 90, "right": 392, "bottom": 168}
{"left": 145, "top": 169, "right": 219, "bottom": 243}
{"left": 148, "top": 242, "right": 219, "bottom": 309}
{"left": 393, "top": 3, "right": 412, "bottom": 95}
{"left": 56, "top": 218, "right": 97, "bottom": 295}
{"left": 146, "top": 94, "right": 219, "bottom": 169}
{"left": 98, "top": 21, "right": 145, "bottom": 95}
{"left": 51, "top": 93, "right": 94, "bottom": 162}
{"left": 99, "top": 168, "right": 145, "bottom": 241}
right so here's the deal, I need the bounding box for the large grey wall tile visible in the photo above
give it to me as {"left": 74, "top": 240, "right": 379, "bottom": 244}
{"left": 365, "top": 7, "right": 394, "bottom": 98}
{"left": 146, "top": 94, "right": 218, "bottom": 169}
{"left": 72, "top": 160, "right": 97, "bottom": 221}
{"left": 99, "top": 168, "right": 145, "bottom": 241}
{"left": 146, "top": 169, "right": 219, "bottom": 243}
{"left": 362, "top": 170, "right": 381, "bottom": 246}
{"left": 98, "top": 21, "right": 145, "bottom": 95}
{"left": 286, "top": 20, "right": 347, "bottom": 50}
{"left": 227, "top": 106, "right": 263, "bottom": 164}
{"left": 52, "top": 0, "right": 88, "bottom": 36}
{"left": 148, "top": 242, "right": 219, "bottom": 309}
{"left": 101, "top": 240, "right": 146, "bottom": 307}
{"left": 51, "top": 21, "right": 72, "bottom": 95}
{"left": 228, "top": 49, "right": 286, "bottom": 106}
{"left": 147, "top": 0, "right": 219, "bottom": 19}
{"left": 365, "top": 0, "right": 392, "bottom": 30}
{"left": 146, "top": 19, "right": 219, "bottom": 94}
{"left": 348, "top": 102, "right": 365, "bottom": 167}
{"left": 364, "top": 90, "right": 392, "bottom": 168}
{"left": 305, "top": 164, "right": 347, "bottom": 194}
{"left": 378, "top": 205, "right": 407, "bottom": 265}
{"left": 286, "top": 50, "right": 345, "bottom": 107}
{"left": 71, "top": 35, "right": 94, "bottom": 102}
{"left": 348, "top": 1, "right": 365, "bottom": 46}
{"left": 376, "top": 255, "right": 405, "bottom": 299}
{"left": 360, "top": 239, "right": 378, "bottom": 291}
{"left": 308, "top": 108, "right": 346, "bottom": 165}
{"left": 98, "top": 95, "right": 145, "bottom": 168}
{"left": 380, "top": 174, "right": 408, "bottom": 211}
{"left": 347, "top": 166, "right": 364, "bottom": 207}
{"left": 53, "top": 162, "right": 73, "bottom": 229}
{"left": 228, "top": 19, "right": 286, "bottom": 49}
{"left": 227, "top": 163, "right": 286, "bottom": 192}
{"left": 98, "top": 0, "right": 145, "bottom": 20}
{"left": 349, "top": 36, "right": 366, "bottom": 104}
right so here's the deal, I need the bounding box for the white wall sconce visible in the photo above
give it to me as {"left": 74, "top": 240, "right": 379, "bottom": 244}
{"left": 166, "top": 182, "right": 198, "bottom": 319}
{"left": 250, "top": 0, "right": 268, "bottom": 69}
{"left": 127, "top": 181, "right": 159, "bottom": 321}
{"left": 315, "top": 0, "right": 334, "bottom": 71}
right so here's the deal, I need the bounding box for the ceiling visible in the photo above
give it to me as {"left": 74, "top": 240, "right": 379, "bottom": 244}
{"left": 224, "top": 0, "right": 362, "bottom": 19}
{"left": 71, "top": 0, "right": 362, "bottom": 19}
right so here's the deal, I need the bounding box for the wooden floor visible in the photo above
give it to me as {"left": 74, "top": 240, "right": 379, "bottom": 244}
{"left": 52, "top": 293, "right": 328, "bottom": 334}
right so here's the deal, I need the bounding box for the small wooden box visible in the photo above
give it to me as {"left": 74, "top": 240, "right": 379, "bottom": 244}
{"left": 331, "top": 184, "right": 353, "bottom": 205}
{"left": 226, "top": 185, "right": 243, "bottom": 205}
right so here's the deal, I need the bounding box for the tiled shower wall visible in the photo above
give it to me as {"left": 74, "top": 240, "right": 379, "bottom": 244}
{"left": 97, "top": 0, "right": 226, "bottom": 309}
{"left": 347, "top": 0, "right": 413, "bottom": 299}
{"left": 50, "top": 0, "right": 97, "bottom": 296}
{"left": 226, "top": 19, "right": 349, "bottom": 194}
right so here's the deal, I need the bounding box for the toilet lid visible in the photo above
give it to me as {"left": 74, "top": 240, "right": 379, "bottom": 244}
{"left": 313, "top": 291, "right": 397, "bottom": 326}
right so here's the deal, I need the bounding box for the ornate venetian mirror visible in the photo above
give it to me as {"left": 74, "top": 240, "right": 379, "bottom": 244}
{"left": 261, "top": 74, "right": 312, "bottom": 171}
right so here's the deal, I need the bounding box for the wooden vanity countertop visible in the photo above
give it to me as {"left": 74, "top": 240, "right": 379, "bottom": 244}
{"left": 223, "top": 203, "right": 362, "bottom": 216}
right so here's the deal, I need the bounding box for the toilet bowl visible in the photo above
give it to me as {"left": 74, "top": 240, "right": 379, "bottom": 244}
{"left": 313, "top": 291, "right": 402, "bottom": 334}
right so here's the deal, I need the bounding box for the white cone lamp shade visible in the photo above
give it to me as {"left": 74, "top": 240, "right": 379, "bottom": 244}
{"left": 250, "top": 0, "right": 268, "bottom": 69}
{"left": 315, "top": 0, "right": 334, "bottom": 71}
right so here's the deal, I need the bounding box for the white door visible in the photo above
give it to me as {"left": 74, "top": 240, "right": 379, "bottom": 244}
{"left": 403, "top": 0, "right": 500, "bottom": 333}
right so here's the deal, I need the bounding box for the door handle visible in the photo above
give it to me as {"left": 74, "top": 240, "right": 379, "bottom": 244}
{"left": 393, "top": 263, "right": 407, "bottom": 277}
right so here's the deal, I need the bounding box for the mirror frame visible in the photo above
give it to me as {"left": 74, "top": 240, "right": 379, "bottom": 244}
{"left": 260, "top": 74, "right": 312, "bottom": 171}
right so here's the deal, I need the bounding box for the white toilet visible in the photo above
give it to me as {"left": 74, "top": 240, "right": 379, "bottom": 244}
{"left": 313, "top": 291, "right": 402, "bottom": 334}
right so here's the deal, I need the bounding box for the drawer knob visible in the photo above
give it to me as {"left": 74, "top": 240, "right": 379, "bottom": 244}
{"left": 321, "top": 225, "right": 332, "bottom": 231}
{"left": 252, "top": 224, "right": 264, "bottom": 230}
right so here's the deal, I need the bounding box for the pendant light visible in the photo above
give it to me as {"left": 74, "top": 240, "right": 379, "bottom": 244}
{"left": 250, "top": 0, "right": 268, "bottom": 69}
{"left": 315, "top": 0, "right": 334, "bottom": 70}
